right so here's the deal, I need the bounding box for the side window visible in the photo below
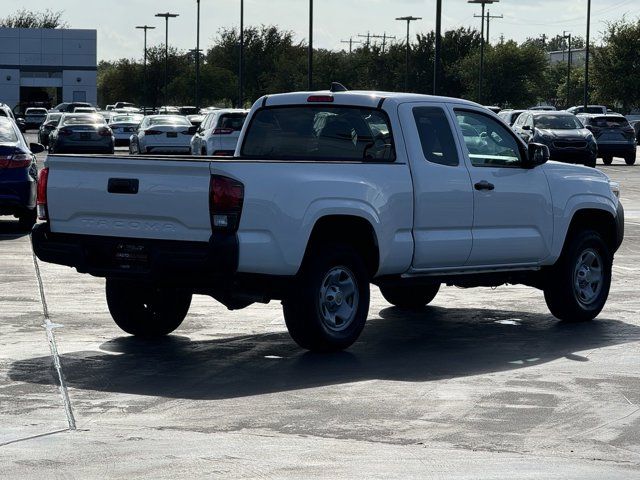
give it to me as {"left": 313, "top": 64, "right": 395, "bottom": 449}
{"left": 455, "top": 110, "right": 523, "bottom": 168}
{"left": 412, "top": 106, "right": 459, "bottom": 166}
{"left": 525, "top": 115, "right": 534, "bottom": 129}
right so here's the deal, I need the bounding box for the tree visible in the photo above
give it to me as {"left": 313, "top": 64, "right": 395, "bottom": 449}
{"left": 592, "top": 18, "right": 640, "bottom": 112}
{"left": 0, "top": 9, "right": 68, "bottom": 29}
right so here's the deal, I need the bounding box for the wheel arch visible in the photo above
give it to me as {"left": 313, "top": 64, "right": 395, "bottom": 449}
{"left": 563, "top": 208, "right": 618, "bottom": 255}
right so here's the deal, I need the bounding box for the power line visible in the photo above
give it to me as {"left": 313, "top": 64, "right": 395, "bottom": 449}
{"left": 370, "top": 33, "right": 397, "bottom": 53}
{"left": 340, "top": 37, "right": 362, "bottom": 54}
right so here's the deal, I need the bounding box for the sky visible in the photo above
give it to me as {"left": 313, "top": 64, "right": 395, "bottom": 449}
{"left": 7, "top": 0, "right": 638, "bottom": 61}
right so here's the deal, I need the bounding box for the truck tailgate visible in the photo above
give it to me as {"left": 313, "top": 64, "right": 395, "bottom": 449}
{"left": 47, "top": 155, "right": 212, "bottom": 242}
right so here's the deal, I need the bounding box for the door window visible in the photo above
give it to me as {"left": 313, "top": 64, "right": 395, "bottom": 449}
{"left": 412, "top": 106, "right": 459, "bottom": 166}
{"left": 455, "top": 110, "right": 523, "bottom": 168}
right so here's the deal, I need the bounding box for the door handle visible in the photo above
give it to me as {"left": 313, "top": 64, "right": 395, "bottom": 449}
{"left": 474, "top": 180, "right": 495, "bottom": 191}
{"left": 108, "top": 178, "right": 139, "bottom": 194}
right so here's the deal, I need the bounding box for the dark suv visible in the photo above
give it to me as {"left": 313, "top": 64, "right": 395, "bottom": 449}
{"left": 577, "top": 114, "right": 637, "bottom": 165}
{"left": 0, "top": 117, "right": 45, "bottom": 230}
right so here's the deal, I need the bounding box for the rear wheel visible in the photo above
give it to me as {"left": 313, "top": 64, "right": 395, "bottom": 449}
{"left": 380, "top": 284, "right": 440, "bottom": 310}
{"left": 625, "top": 155, "right": 636, "bottom": 166}
{"left": 603, "top": 156, "right": 613, "bottom": 165}
{"left": 106, "top": 279, "right": 192, "bottom": 337}
{"left": 282, "top": 244, "right": 370, "bottom": 352}
{"left": 543, "top": 230, "right": 612, "bottom": 322}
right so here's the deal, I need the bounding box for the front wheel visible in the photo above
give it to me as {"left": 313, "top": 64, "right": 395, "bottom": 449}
{"left": 106, "top": 279, "right": 192, "bottom": 337}
{"left": 584, "top": 156, "right": 597, "bottom": 168}
{"left": 625, "top": 155, "right": 636, "bottom": 166}
{"left": 543, "top": 230, "right": 612, "bottom": 322}
{"left": 380, "top": 283, "right": 440, "bottom": 310}
{"left": 282, "top": 244, "right": 370, "bottom": 352}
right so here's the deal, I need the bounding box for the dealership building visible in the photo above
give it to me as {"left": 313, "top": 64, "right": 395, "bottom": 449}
{"left": 0, "top": 27, "right": 97, "bottom": 111}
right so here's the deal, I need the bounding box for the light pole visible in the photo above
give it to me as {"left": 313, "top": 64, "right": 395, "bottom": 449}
{"left": 396, "top": 16, "right": 422, "bottom": 92}
{"left": 196, "top": 0, "right": 201, "bottom": 109}
{"left": 434, "top": 0, "right": 442, "bottom": 95}
{"left": 468, "top": 0, "right": 499, "bottom": 103}
{"left": 308, "top": 0, "right": 313, "bottom": 90}
{"left": 564, "top": 31, "right": 572, "bottom": 108}
{"left": 239, "top": 0, "right": 244, "bottom": 107}
{"left": 135, "top": 25, "right": 155, "bottom": 108}
{"left": 584, "top": 0, "right": 591, "bottom": 109}
{"left": 155, "top": 12, "right": 179, "bottom": 106}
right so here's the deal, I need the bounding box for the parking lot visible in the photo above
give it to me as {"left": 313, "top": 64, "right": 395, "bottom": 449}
{"left": 1, "top": 139, "right": 640, "bottom": 478}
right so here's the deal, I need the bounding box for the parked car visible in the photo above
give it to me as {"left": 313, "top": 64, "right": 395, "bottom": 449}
{"left": 497, "top": 109, "right": 525, "bottom": 126}
{"left": 577, "top": 113, "right": 637, "bottom": 165}
{"left": 179, "top": 106, "right": 199, "bottom": 115}
{"left": 73, "top": 106, "right": 97, "bottom": 113}
{"left": 630, "top": 120, "right": 640, "bottom": 144}
{"left": 567, "top": 105, "right": 608, "bottom": 115}
{"left": 0, "top": 103, "right": 24, "bottom": 131}
{"left": 37, "top": 112, "right": 62, "bottom": 146}
{"left": 0, "top": 117, "right": 45, "bottom": 230}
{"left": 529, "top": 105, "right": 556, "bottom": 111}
{"left": 157, "top": 106, "right": 180, "bottom": 115}
{"left": 190, "top": 109, "right": 249, "bottom": 156}
{"left": 129, "top": 115, "right": 196, "bottom": 155}
{"left": 48, "top": 113, "right": 114, "bottom": 154}
{"left": 484, "top": 106, "right": 501, "bottom": 114}
{"left": 512, "top": 111, "right": 597, "bottom": 167}
{"left": 51, "top": 102, "right": 93, "bottom": 113}
{"left": 33, "top": 89, "right": 624, "bottom": 352}
{"left": 109, "top": 113, "right": 143, "bottom": 146}
{"left": 24, "top": 107, "right": 48, "bottom": 129}
{"left": 114, "top": 102, "right": 137, "bottom": 110}
{"left": 186, "top": 114, "right": 205, "bottom": 128}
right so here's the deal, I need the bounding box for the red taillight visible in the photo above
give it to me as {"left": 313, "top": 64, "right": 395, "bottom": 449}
{"left": 37, "top": 167, "right": 49, "bottom": 220}
{"left": 98, "top": 127, "right": 112, "bottom": 137}
{"left": 0, "top": 153, "right": 31, "bottom": 169}
{"left": 58, "top": 128, "right": 73, "bottom": 136}
{"left": 209, "top": 175, "right": 244, "bottom": 231}
{"left": 307, "top": 95, "right": 334, "bottom": 103}
{"left": 212, "top": 150, "right": 234, "bottom": 156}
{"left": 144, "top": 129, "right": 162, "bottom": 135}
{"left": 212, "top": 128, "right": 234, "bottom": 135}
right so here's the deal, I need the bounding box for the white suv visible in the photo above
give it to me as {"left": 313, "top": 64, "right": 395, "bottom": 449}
{"left": 190, "top": 109, "right": 249, "bottom": 156}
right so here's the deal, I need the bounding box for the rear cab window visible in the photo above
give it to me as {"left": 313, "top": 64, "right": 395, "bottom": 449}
{"left": 241, "top": 106, "right": 396, "bottom": 162}
{"left": 592, "top": 116, "right": 630, "bottom": 128}
{"left": 412, "top": 106, "right": 459, "bottom": 166}
{"left": 216, "top": 113, "right": 247, "bottom": 131}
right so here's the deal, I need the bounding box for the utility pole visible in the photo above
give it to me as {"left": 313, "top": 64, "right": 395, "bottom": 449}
{"left": 371, "top": 33, "right": 396, "bottom": 53}
{"left": 396, "top": 16, "right": 422, "bottom": 92}
{"left": 468, "top": 0, "right": 499, "bottom": 103}
{"left": 135, "top": 25, "right": 155, "bottom": 108}
{"left": 341, "top": 37, "right": 362, "bottom": 54}
{"left": 195, "top": 0, "right": 201, "bottom": 109}
{"left": 584, "top": 0, "right": 591, "bottom": 109}
{"left": 358, "top": 32, "right": 371, "bottom": 48}
{"left": 308, "top": 0, "right": 313, "bottom": 90}
{"left": 238, "top": 0, "right": 244, "bottom": 108}
{"left": 434, "top": 0, "right": 442, "bottom": 95}
{"left": 484, "top": 10, "right": 503, "bottom": 44}
{"left": 155, "top": 12, "right": 179, "bottom": 106}
{"left": 564, "top": 31, "right": 572, "bottom": 108}
{"left": 541, "top": 33, "right": 547, "bottom": 48}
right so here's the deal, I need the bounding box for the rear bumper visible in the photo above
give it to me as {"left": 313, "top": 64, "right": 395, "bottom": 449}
{"left": 31, "top": 223, "right": 239, "bottom": 283}
{"left": 0, "top": 178, "right": 36, "bottom": 214}
{"left": 597, "top": 143, "right": 636, "bottom": 157}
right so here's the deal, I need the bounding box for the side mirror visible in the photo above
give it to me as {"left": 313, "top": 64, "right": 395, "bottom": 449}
{"left": 29, "top": 142, "right": 46, "bottom": 154}
{"left": 521, "top": 125, "right": 531, "bottom": 131}
{"left": 526, "top": 142, "right": 550, "bottom": 168}
{"left": 188, "top": 125, "right": 198, "bottom": 135}
{"left": 584, "top": 124, "right": 593, "bottom": 132}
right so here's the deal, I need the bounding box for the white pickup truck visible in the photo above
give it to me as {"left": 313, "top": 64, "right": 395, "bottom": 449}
{"left": 32, "top": 88, "right": 624, "bottom": 352}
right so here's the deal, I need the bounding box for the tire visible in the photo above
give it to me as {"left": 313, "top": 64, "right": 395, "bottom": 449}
{"left": 543, "top": 230, "right": 612, "bottom": 322}
{"left": 282, "top": 244, "right": 370, "bottom": 352}
{"left": 603, "top": 156, "right": 613, "bottom": 165}
{"left": 17, "top": 208, "right": 37, "bottom": 231}
{"left": 584, "top": 156, "right": 597, "bottom": 168}
{"left": 105, "top": 279, "right": 192, "bottom": 337}
{"left": 625, "top": 155, "right": 636, "bottom": 166}
{"left": 380, "top": 283, "right": 440, "bottom": 310}
{"left": 201, "top": 147, "right": 207, "bottom": 156}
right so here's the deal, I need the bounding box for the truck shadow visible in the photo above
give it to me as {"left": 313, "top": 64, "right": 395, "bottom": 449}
{"left": 8, "top": 306, "right": 640, "bottom": 400}
{"left": 0, "top": 219, "right": 29, "bottom": 240}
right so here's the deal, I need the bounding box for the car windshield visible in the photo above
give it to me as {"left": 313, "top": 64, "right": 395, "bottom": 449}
{"left": 26, "top": 108, "right": 47, "bottom": 114}
{"left": 62, "top": 115, "right": 106, "bottom": 125}
{"left": 534, "top": 114, "right": 583, "bottom": 130}
{"left": 591, "top": 116, "right": 630, "bottom": 128}
{"left": 111, "top": 114, "right": 143, "bottom": 123}
{"left": 148, "top": 116, "right": 190, "bottom": 126}
{"left": 0, "top": 119, "right": 18, "bottom": 142}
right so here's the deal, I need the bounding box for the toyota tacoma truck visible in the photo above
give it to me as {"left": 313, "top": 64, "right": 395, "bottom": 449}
{"left": 32, "top": 88, "right": 624, "bottom": 352}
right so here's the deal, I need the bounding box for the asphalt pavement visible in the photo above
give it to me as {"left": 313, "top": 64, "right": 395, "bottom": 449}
{"left": 1, "top": 135, "right": 639, "bottom": 478}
